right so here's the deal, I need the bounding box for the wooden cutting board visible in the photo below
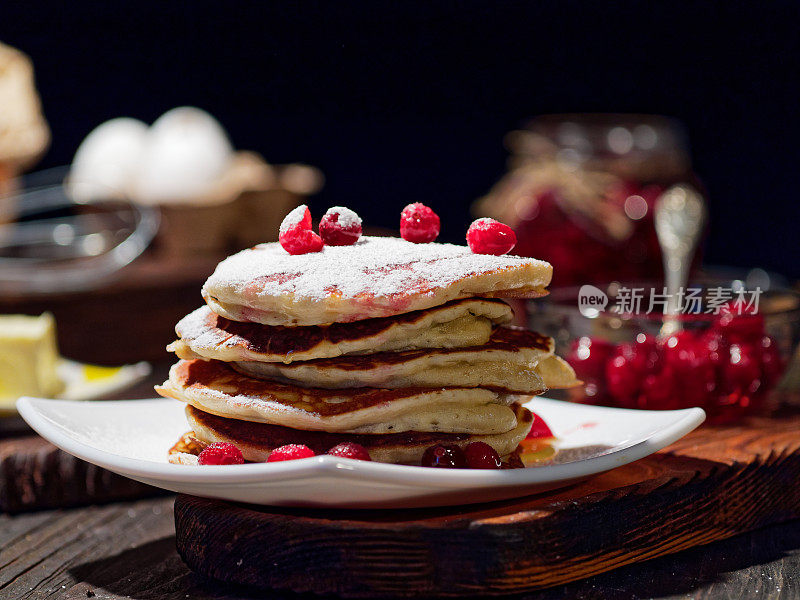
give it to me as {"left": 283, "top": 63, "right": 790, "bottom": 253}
{"left": 0, "top": 366, "right": 174, "bottom": 513}
{"left": 174, "top": 413, "right": 800, "bottom": 597}
{"left": 0, "top": 417, "right": 166, "bottom": 513}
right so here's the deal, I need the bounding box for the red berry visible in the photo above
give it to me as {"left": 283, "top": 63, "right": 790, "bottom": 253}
{"left": 420, "top": 444, "right": 466, "bottom": 468}
{"left": 279, "top": 205, "right": 324, "bottom": 255}
{"left": 279, "top": 204, "right": 312, "bottom": 236}
{"left": 466, "top": 218, "right": 517, "bottom": 255}
{"left": 526, "top": 412, "right": 554, "bottom": 439}
{"left": 662, "top": 331, "right": 697, "bottom": 368}
{"left": 400, "top": 203, "right": 440, "bottom": 243}
{"left": 678, "top": 351, "right": 716, "bottom": 408}
{"left": 267, "top": 444, "right": 316, "bottom": 462}
{"left": 605, "top": 348, "right": 642, "bottom": 407}
{"left": 723, "top": 343, "right": 762, "bottom": 396}
{"left": 566, "top": 337, "right": 615, "bottom": 405}
{"left": 700, "top": 329, "right": 729, "bottom": 370}
{"left": 327, "top": 442, "right": 372, "bottom": 461}
{"left": 566, "top": 337, "right": 614, "bottom": 381}
{"left": 464, "top": 442, "right": 502, "bottom": 469}
{"left": 631, "top": 334, "right": 662, "bottom": 376}
{"left": 197, "top": 442, "right": 244, "bottom": 465}
{"left": 638, "top": 367, "right": 681, "bottom": 410}
{"left": 713, "top": 302, "right": 765, "bottom": 343}
{"left": 759, "top": 335, "right": 785, "bottom": 388}
{"left": 319, "top": 206, "right": 362, "bottom": 246}
{"left": 280, "top": 229, "right": 324, "bottom": 255}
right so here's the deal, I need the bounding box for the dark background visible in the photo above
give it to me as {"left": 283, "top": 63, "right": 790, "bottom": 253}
{"left": 3, "top": 1, "right": 799, "bottom": 276}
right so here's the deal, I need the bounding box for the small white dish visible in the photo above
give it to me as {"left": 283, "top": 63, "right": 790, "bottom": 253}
{"left": 57, "top": 359, "right": 152, "bottom": 401}
{"left": 16, "top": 396, "right": 704, "bottom": 509}
{"left": 0, "top": 360, "right": 151, "bottom": 417}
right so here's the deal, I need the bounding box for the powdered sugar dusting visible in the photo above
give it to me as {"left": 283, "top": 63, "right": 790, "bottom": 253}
{"left": 203, "top": 236, "right": 550, "bottom": 303}
{"left": 175, "top": 307, "right": 231, "bottom": 349}
{"left": 325, "top": 206, "right": 361, "bottom": 229}
{"left": 279, "top": 205, "right": 309, "bottom": 237}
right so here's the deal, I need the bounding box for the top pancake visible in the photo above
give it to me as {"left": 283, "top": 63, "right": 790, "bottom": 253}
{"left": 202, "top": 236, "right": 552, "bottom": 326}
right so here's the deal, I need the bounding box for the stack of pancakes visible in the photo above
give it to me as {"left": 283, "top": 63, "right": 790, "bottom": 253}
{"left": 157, "top": 236, "right": 577, "bottom": 464}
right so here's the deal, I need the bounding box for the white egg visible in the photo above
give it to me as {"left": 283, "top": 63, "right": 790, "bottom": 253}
{"left": 69, "top": 117, "right": 149, "bottom": 201}
{"left": 134, "top": 106, "right": 234, "bottom": 203}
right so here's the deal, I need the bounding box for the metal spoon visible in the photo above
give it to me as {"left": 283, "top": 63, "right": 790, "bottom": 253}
{"left": 654, "top": 184, "right": 707, "bottom": 337}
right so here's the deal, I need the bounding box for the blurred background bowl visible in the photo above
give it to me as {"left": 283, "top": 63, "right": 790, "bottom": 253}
{"left": 528, "top": 272, "right": 800, "bottom": 422}
{"left": 0, "top": 168, "right": 159, "bottom": 296}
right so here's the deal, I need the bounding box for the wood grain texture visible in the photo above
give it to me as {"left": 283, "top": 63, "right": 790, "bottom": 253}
{"left": 0, "top": 434, "right": 166, "bottom": 513}
{"left": 174, "top": 415, "right": 800, "bottom": 597}
{"left": 0, "top": 365, "right": 172, "bottom": 513}
{"left": 0, "top": 496, "right": 799, "bottom": 599}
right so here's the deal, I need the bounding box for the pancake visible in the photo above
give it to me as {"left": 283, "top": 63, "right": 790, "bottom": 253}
{"left": 202, "top": 236, "right": 552, "bottom": 326}
{"left": 169, "top": 298, "right": 514, "bottom": 364}
{"left": 232, "top": 326, "right": 557, "bottom": 393}
{"left": 534, "top": 355, "right": 582, "bottom": 389}
{"left": 156, "top": 359, "right": 522, "bottom": 435}
{"left": 186, "top": 403, "right": 534, "bottom": 464}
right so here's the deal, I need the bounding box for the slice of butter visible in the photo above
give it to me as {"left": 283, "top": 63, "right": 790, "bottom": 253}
{"left": 0, "top": 313, "right": 64, "bottom": 407}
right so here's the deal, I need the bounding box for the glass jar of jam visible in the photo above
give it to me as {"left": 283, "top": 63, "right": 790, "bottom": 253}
{"left": 474, "top": 114, "right": 702, "bottom": 288}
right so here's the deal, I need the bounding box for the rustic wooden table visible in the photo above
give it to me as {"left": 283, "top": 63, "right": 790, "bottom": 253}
{"left": 2, "top": 367, "right": 799, "bottom": 599}
{"left": 1, "top": 497, "right": 798, "bottom": 599}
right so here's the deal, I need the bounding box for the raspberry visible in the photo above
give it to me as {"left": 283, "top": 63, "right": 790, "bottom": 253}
{"left": 327, "top": 442, "right": 372, "bottom": 461}
{"left": 197, "top": 442, "right": 245, "bottom": 465}
{"left": 566, "top": 337, "right": 614, "bottom": 404}
{"left": 464, "top": 442, "right": 501, "bottom": 469}
{"left": 279, "top": 205, "right": 324, "bottom": 255}
{"left": 526, "top": 412, "right": 554, "bottom": 439}
{"left": 400, "top": 203, "right": 440, "bottom": 243}
{"left": 420, "top": 444, "right": 466, "bottom": 468}
{"left": 714, "top": 310, "right": 765, "bottom": 343}
{"left": 759, "top": 335, "right": 785, "bottom": 388}
{"left": 662, "top": 331, "right": 697, "bottom": 368}
{"left": 605, "top": 349, "right": 642, "bottom": 407}
{"left": 280, "top": 228, "right": 323, "bottom": 255}
{"left": 567, "top": 336, "right": 614, "bottom": 381}
{"left": 700, "top": 330, "right": 729, "bottom": 370}
{"left": 279, "top": 204, "right": 312, "bottom": 237}
{"left": 630, "top": 334, "right": 661, "bottom": 375}
{"left": 466, "top": 218, "right": 517, "bottom": 255}
{"left": 267, "top": 444, "right": 316, "bottom": 462}
{"left": 722, "top": 343, "right": 762, "bottom": 395}
{"left": 638, "top": 367, "right": 681, "bottom": 410}
{"left": 319, "top": 206, "right": 362, "bottom": 246}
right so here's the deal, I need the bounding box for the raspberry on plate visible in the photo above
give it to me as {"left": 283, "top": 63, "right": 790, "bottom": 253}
{"left": 327, "top": 442, "right": 372, "bottom": 461}
{"left": 400, "top": 203, "right": 440, "bottom": 243}
{"left": 197, "top": 442, "right": 245, "bottom": 465}
{"left": 526, "top": 412, "right": 554, "bottom": 439}
{"left": 279, "top": 205, "right": 324, "bottom": 255}
{"left": 319, "top": 206, "right": 362, "bottom": 246}
{"left": 466, "top": 218, "right": 517, "bottom": 255}
{"left": 267, "top": 444, "right": 316, "bottom": 462}
{"left": 420, "top": 444, "right": 466, "bottom": 468}
{"left": 464, "top": 441, "right": 502, "bottom": 469}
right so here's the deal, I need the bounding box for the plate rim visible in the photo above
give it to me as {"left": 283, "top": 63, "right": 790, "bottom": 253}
{"left": 16, "top": 395, "right": 705, "bottom": 491}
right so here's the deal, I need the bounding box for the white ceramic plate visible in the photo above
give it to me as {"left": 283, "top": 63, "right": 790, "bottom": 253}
{"left": 0, "top": 360, "right": 151, "bottom": 417}
{"left": 16, "top": 396, "right": 704, "bottom": 508}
